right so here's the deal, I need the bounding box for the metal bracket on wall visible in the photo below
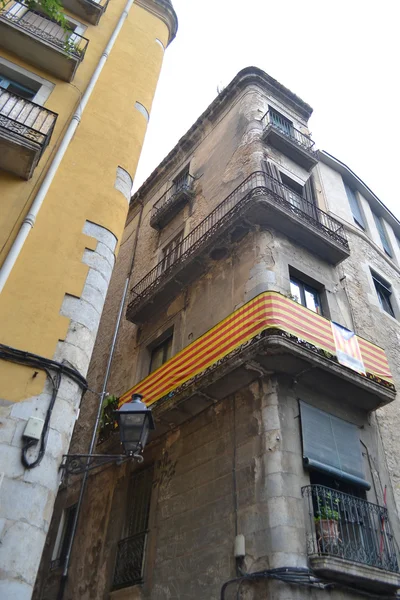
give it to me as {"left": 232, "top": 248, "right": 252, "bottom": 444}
{"left": 60, "top": 453, "right": 134, "bottom": 475}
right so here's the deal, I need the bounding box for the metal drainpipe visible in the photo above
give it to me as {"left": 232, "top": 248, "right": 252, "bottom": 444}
{"left": 57, "top": 199, "right": 144, "bottom": 599}
{"left": 0, "top": 0, "right": 135, "bottom": 294}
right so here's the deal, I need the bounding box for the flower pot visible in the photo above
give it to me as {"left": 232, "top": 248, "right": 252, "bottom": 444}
{"left": 316, "top": 519, "right": 341, "bottom": 552}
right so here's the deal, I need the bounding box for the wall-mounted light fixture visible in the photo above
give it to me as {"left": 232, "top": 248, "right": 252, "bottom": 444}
{"left": 60, "top": 394, "right": 155, "bottom": 475}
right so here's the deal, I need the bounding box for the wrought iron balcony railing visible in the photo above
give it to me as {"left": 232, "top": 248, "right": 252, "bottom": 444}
{"left": 112, "top": 532, "right": 147, "bottom": 589}
{"left": 0, "top": 88, "right": 57, "bottom": 157}
{"left": 150, "top": 174, "right": 195, "bottom": 228}
{"left": 129, "top": 171, "right": 348, "bottom": 309}
{"left": 302, "top": 484, "right": 399, "bottom": 573}
{"left": 0, "top": 0, "right": 89, "bottom": 60}
{"left": 262, "top": 110, "right": 315, "bottom": 153}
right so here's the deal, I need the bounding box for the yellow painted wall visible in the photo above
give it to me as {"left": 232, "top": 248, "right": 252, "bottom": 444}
{"left": 0, "top": 2, "right": 170, "bottom": 401}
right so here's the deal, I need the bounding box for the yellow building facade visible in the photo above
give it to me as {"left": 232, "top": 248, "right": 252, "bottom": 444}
{"left": 0, "top": 0, "right": 177, "bottom": 596}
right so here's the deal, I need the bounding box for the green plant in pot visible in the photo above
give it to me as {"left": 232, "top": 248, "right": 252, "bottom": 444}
{"left": 314, "top": 493, "right": 341, "bottom": 550}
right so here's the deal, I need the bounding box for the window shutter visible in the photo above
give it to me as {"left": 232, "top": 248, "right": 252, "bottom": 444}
{"left": 344, "top": 183, "right": 365, "bottom": 229}
{"left": 372, "top": 212, "right": 392, "bottom": 257}
{"left": 299, "top": 401, "right": 370, "bottom": 490}
{"left": 263, "top": 161, "right": 282, "bottom": 195}
{"left": 304, "top": 177, "right": 316, "bottom": 205}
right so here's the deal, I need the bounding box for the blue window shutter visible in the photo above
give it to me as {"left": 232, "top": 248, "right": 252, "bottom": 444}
{"left": 373, "top": 212, "right": 392, "bottom": 257}
{"left": 344, "top": 182, "right": 365, "bottom": 229}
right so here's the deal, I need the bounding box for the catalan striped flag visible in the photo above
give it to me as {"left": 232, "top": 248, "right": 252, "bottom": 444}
{"left": 119, "top": 292, "right": 392, "bottom": 408}
{"left": 331, "top": 322, "right": 366, "bottom": 375}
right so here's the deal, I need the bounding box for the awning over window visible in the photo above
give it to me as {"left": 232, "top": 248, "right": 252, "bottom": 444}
{"left": 299, "top": 400, "right": 370, "bottom": 490}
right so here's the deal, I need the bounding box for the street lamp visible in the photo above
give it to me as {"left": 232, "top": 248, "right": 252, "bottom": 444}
{"left": 114, "top": 393, "right": 155, "bottom": 457}
{"left": 60, "top": 393, "right": 155, "bottom": 475}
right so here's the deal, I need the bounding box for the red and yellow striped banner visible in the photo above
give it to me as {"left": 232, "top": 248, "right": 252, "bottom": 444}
{"left": 119, "top": 292, "right": 393, "bottom": 407}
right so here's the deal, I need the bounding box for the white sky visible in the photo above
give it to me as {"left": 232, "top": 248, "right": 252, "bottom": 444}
{"left": 134, "top": 0, "right": 400, "bottom": 220}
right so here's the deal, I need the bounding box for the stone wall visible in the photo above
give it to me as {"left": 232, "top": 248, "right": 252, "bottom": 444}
{"left": 36, "top": 374, "right": 396, "bottom": 599}
{"left": 0, "top": 221, "right": 116, "bottom": 600}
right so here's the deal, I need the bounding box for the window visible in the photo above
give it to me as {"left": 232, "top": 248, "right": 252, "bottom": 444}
{"left": 299, "top": 401, "right": 369, "bottom": 489}
{"left": 0, "top": 58, "right": 54, "bottom": 105}
{"left": 263, "top": 162, "right": 316, "bottom": 219}
{"left": 0, "top": 74, "right": 36, "bottom": 99}
{"left": 372, "top": 212, "right": 392, "bottom": 257}
{"left": 161, "top": 230, "right": 183, "bottom": 272}
{"left": 344, "top": 182, "right": 365, "bottom": 229}
{"left": 371, "top": 271, "right": 395, "bottom": 317}
{"left": 290, "top": 276, "right": 322, "bottom": 315}
{"left": 173, "top": 165, "right": 190, "bottom": 192}
{"left": 149, "top": 335, "right": 173, "bottom": 373}
{"left": 113, "top": 467, "right": 153, "bottom": 589}
{"left": 50, "top": 503, "right": 77, "bottom": 569}
{"left": 269, "top": 106, "right": 293, "bottom": 137}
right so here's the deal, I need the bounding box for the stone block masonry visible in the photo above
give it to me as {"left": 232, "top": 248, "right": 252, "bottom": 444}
{"left": 0, "top": 221, "right": 116, "bottom": 600}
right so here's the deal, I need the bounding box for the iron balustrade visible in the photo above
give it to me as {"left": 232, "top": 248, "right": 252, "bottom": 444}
{"left": 0, "top": 88, "right": 57, "bottom": 154}
{"left": 113, "top": 532, "right": 148, "bottom": 589}
{"left": 0, "top": 0, "right": 89, "bottom": 59}
{"left": 302, "top": 484, "right": 399, "bottom": 573}
{"left": 262, "top": 110, "right": 315, "bottom": 152}
{"left": 130, "top": 171, "right": 348, "bottom": 305}
{"left": 151, "top": 174, "right": 195, "bottom": 222}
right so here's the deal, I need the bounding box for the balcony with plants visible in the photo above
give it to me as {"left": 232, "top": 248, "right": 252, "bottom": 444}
{"left": 0, "top": 88, "right": 57, "bottom": 178}
{"left": 0, "top": 1, "right": 89, "bottom": 81}
{"left": 302, "top": 484, "right": 400, "bottom": 593}
{"left": 127, "top": 171, "right": 349, "bottom": 324}
{"left": 261, "top": 109, "right": 318, "bottom": 171}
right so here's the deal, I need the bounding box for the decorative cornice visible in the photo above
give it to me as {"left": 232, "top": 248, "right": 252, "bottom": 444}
{"left": 130, "top": 67, "right": 313, "bottom": 209}
{"left": 135, "top": 0, "right": 178, "bottom": 45}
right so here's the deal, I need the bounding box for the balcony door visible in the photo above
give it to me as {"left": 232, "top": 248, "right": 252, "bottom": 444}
{"left": 269, "top": 107, "right": 293, "bottom": 137}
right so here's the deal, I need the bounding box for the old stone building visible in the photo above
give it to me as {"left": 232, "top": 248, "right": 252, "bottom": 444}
{"left": 36, "top": 67, "right": 400, "bottom": 599}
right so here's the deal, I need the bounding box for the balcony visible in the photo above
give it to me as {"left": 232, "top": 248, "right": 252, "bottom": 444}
{"left": 61, "top": 0, "right": 109, "bottom": 26}
{"left": 261, "top": 111, "right": 318, "bottom": 171}
{"left": 302, "top": 484, "right": 400, "bottom": 593}
{"left": 0, "top": 89, "right": 57, "bottom": 179}
{"left": 120, "top": 292, "right": 395, "bottom": 439}
{"left": 127, "top": 171, "right": 349, "bottom": 324}
{"left": 0, "top": 1, "right": 89, "bottom": 82}
{"left": 150, "top": 174, "right": 195, "bottom": 229}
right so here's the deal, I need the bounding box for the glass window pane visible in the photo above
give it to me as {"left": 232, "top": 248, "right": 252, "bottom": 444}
{"left": 290, "top": 280, "right": 302, "bottom": 304}
{"left": 304, "top": 287, "right": 321, "bottom": 314}
{"left": 149, "top": 346, "right": 164, "bottom": 373}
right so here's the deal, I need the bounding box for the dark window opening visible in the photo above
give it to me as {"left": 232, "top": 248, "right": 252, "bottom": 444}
{"left": 149, "top": 335, "right": 173, "bottom": 374}
{"left": 290, "top": 276, "right": 322, "bottom": 315}
{"left": 309, "top": 470, "right": 365, "bottom": 499}
{"left": 113, "top": 467, "right": 154, "bottom": 589}
{"left": 372, "top": 271, "right": 395, "bottom": 317}
{"left": 161, "top": 230, "right": 184, "bottom": 272}
{"left": 280, "top": 172, "right": 304, "bottom": 195}
{"left": 173, "top": 165, "right": 190, "bottom": 191}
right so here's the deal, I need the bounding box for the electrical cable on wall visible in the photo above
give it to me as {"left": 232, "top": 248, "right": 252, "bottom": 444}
{"left": 0, "top": 344, "right": 87, "bottom": 469}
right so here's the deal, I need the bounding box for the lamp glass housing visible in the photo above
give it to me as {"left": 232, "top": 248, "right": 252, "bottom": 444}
{"left": 115, "top": 394, "right": 154, "bottom": 456}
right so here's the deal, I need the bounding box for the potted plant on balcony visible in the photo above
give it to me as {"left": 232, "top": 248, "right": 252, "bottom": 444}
{"left": 314, "top": 493, "right": 341, "bottom": 551}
